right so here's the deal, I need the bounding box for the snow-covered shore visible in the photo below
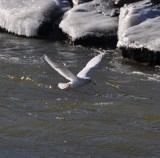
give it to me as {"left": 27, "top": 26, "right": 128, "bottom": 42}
{"left": 0, "top": 0, "right": 159, "bottom": 65}
{"left": 0, "top": 0, "right": 71, "bottom": 36}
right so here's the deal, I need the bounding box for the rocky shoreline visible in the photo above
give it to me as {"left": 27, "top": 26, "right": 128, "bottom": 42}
{"left": 0, "top": 0, "right": 159, "bottom": 65}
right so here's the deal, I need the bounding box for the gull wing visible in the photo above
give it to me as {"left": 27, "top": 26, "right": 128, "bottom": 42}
{"left": 44, "top": 55, "right": 76, "bottom": 81}
{"left": 77, "top": 53, "right": 105, "bottom": 78}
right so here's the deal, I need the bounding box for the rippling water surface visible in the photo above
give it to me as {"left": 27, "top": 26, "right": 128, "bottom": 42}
{"left": 0, "top": 33, "right": 160, "bottom": 158}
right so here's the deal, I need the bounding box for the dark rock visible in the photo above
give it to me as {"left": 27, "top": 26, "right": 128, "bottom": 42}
{"left": 121, "top": 47, "right": 160, "bottom": 66}
{"left": 113, "top": 0, "right": 142, "bottom": 7}
{"left": 151, "top": 0, "right": 160, "bottom": 4}
{"left": 72, "top": 0, "right": 93, "bottom": 5}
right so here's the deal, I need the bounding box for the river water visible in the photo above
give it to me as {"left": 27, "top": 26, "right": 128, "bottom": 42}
{"left": 0, "top": 33, "right": 159, "bottom": 158}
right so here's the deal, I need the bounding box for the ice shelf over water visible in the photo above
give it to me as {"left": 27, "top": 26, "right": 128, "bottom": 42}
{"left": 0, "top": 0, "right": 71, "bottom": 37}
{"left": 0, "top": 0, "right": 160, "bottom": 62}
{"left": 117, "top": 0, "right": 160, "bottom": 52}
{"left": 59, "top": 0, "right": 119, "bottom": 43}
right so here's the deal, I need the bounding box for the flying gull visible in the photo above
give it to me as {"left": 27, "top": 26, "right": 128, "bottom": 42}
{"left": 44, "top": 52, "right": 105, "bottom": 90}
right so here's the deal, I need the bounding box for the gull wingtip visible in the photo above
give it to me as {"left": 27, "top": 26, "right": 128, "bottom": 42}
{"left": 96, "top": 50, "right": 106, "bottom": 56}
{"left": 43, "top": 54, "right": 50, "bottom": 62}
{"left": 43, "top": 54, "right": 47, "bottom": 59}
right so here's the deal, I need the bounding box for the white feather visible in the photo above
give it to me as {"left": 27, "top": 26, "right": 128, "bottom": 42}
{"left": 58, "top": 83, "right": 69, "bottom": 89}
{"left": 44, "top": 55, "right": 77, "bottom": 81}
{"left": 77, "top": 53, "right": 105, "bottom": 78}
{"left": 44, "top": 52, "right": 105, "bottom": 90}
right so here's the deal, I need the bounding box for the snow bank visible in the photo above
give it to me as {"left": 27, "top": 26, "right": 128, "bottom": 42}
{"left": 117, "top": 0, "right": 160, "bottom": 52}
{"left": 59, "top": 0, "right": 119, "bottom": 45}
{"left": 0, "top": 0, "right": 71, "bottom": 37}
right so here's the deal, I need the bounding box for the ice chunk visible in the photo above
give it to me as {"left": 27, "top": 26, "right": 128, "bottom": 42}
{"left": 0, "top": 0, "right": 71, "bottom": 37}
{"left": 59, "top": 0, "right": 118, "bottom": 45}
{"left": 117, "top": 0, "right": 160, "bottom": 52}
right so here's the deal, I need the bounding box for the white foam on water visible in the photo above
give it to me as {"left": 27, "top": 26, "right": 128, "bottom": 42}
{"left": 94, "top": 102, "right": 114, "bottom": 106}
{"left": 0, "top": 54, "right": 43, "bottom": 65}
{"left": 132, "top": 71, "right": 145, "bottom": 75}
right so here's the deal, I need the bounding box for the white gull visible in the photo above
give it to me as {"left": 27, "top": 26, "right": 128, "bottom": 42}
{"left": 44, "top": 52, "right": 105, "bottom": 90}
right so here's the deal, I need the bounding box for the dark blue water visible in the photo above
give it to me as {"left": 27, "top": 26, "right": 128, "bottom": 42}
{"left": 0, "top": 33, "right": 160, "bottom": 158}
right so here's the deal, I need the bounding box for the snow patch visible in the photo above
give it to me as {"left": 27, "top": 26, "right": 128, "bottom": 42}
{"left": 0, "top": 0, "right": 71, "bottom": 36}
{"left": 117, "top": 0, "right": 160, "bottom": 52}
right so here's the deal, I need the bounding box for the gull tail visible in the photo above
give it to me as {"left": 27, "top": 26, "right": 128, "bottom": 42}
{"left": 58, "top": 83, "right": 70, "bottom": 90}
